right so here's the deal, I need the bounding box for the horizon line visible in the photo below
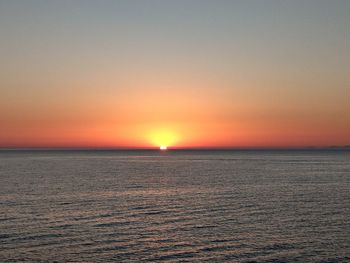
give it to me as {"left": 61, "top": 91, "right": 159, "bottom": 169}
{"left": 1, "top": 146, "right": 350, "bottom": 151}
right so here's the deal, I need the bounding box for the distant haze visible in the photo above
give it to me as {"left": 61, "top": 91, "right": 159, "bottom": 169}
{"left": 1, "top": 0, "right": 349, "bottom": 148}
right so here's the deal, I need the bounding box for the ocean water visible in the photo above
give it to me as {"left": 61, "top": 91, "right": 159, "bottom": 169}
{"left": 0, "top": 150, "right": 349, "bottom": 262}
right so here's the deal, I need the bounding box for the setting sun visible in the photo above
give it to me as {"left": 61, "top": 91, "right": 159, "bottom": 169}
{"left": 160, "top": 145, "right": 167, "bottom": 150}
{"left": 148, "top": 128, "right": 179, "bottom": 148}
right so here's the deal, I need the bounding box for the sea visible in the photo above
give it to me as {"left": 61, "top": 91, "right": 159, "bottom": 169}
{"left": 0, "top": 150, "right": 349, "bottom": 262}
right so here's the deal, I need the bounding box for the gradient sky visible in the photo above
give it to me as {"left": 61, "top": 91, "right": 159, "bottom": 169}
{"left": 1, "top": 0, "right": 349, "bottom": 148}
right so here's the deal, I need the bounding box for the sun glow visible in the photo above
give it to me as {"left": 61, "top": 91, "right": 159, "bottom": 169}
{"left": 148, "top": 128, "right": 179, "bottom": 148}
{"left": 160, "top": 145, "right": 167, "bottom": 150}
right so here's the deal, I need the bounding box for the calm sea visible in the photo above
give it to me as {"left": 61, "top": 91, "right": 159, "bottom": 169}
{"left": 0, "top": 150, "right": 349, "bottom": 262}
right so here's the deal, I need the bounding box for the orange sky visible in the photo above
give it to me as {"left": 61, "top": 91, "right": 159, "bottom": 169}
{"left": 1, "top": 1, "right": 349, "bottom": 148}
{"left": 1, "top": 75, "right": 349, "bottom": 148}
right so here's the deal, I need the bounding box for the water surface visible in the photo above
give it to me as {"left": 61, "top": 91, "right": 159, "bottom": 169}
{"left": 0, "top": 150, "right": 349, "bottom": 262}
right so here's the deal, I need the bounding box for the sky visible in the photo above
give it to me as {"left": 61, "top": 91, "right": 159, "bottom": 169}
{"left": 1, "top": 0, "right": 349, "bottom": 148}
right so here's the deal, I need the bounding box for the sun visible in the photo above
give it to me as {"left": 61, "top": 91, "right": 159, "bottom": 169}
{"left": 149, "top": 128, "right": 179, "bottom": 149}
